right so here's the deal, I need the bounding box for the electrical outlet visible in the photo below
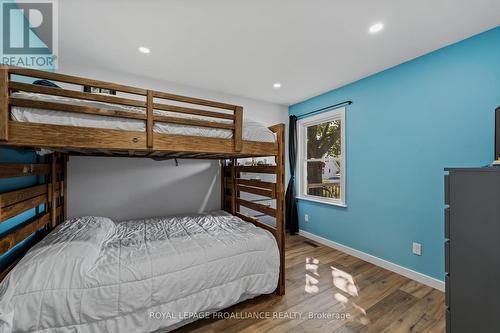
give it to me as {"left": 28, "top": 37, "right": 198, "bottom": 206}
{"left": 304, "top": 214, "right": 309, "bottom": 222}
{"left": 412, "top": 242, "right": 422, "bottom": 256}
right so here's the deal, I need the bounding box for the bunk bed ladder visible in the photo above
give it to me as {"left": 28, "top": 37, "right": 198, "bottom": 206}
{"left": 221, "top": 124, "right": 286, "bottom": 295}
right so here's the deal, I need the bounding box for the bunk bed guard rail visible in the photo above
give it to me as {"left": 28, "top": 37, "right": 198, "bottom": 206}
{"left": 0, "top": 66, "right": 244, "bottom": 152}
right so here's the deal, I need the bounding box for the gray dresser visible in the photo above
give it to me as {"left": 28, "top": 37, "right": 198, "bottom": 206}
{"left": 444, "top": 167, "right": 500, "bottom": 333}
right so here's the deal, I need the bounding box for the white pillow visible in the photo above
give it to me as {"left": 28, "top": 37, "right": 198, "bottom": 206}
{"left": 17, "top": 216, "right": 116, "bottom": 271}
{"left": 48, "top": 216, "right": 116, "bottom": 247}
{"left": 0, "top": 216, "right": 116, "bottom": 303}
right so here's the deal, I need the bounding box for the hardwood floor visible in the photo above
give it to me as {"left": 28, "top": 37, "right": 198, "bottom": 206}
{"left": 173, "top": 234, "right": 445, "bottom": 333}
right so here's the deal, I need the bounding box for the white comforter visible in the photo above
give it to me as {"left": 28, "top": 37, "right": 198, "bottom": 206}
{"left": 0, "top": 212, "right": 279, "bottom": 332}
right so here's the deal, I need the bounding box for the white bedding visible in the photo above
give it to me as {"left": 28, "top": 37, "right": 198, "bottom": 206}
{"left": 0, "top": 212, "right": 279, "bottom": 332}
{"left": 10, "top": 91, "right": 276, "bottom": 142}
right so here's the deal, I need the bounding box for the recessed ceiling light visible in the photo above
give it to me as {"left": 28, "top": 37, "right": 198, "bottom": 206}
{"left": 138, "top": 46, "right": 151, "bottom": 54}
{"left": 273, "top": 82, "right": 282, "bottom": 89}
{"left": 368, "top": 23, "right": 384, "bottom": 34}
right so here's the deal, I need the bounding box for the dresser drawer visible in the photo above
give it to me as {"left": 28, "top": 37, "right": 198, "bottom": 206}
{"left": 445, "top": 274, "right": 450, "bottom": 307}
{"left": 445, "top": 240, "right": 450, "bottom": 274}
{"left": 444, "top": 174, "right": 450, "bottom": 205}
{"left": 445, "top": 208, "right": 450, "bottom": 239}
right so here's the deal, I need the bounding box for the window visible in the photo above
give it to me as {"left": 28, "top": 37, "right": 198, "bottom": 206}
{"left": 297, "top": 107, "right": 346, "bottom": 207}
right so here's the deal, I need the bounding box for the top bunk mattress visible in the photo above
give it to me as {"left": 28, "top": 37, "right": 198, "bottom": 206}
{"left": 10, "top": 91, "right": 277, "bottom": 142}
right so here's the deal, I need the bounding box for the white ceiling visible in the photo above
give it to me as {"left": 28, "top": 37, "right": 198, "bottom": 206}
{"left": 59, "top": 0, "right": 500, "bottom": 105}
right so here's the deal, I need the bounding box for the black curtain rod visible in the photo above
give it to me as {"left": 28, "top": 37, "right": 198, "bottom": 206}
{"left": 297, "top": 100, "right": 352, "bottom": 119}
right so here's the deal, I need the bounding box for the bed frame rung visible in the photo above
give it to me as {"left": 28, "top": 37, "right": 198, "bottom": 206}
{"left": 0, "top": 163, "right": 52, "bottom": 178}
{"left": 9, "top": 67, "right": 148, "bottom": 95}
{"left": 0, "top": 194, "right": 47, "bottom": 223}
{"left": 0, "top": 184, "right": 47, "bottom": 207}
{"left": 237, "top": 184, "right": 275, "bottom": 198}
{"left": 235, "top": 165, "right": 277, "bottom": 174}
{"left": 10, "top": 97, "right": 147, "bottom": 121}
{"left": 236, "top": 178, "right": 276, "bottom": 190}
{"left": 9, "top": 82, "right": 147, "bottom": 108}
{"left": 236, "top": 198, "right": 276, "bottom": 217}
{"left": 0, "top": 212, "right": 50, "bottom": 256}
{"left": 235, "top": 212, "right": 276, "bottom": 235}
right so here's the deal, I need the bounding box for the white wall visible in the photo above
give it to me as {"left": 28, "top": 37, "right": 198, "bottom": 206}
{"left": 68, "top": 157, "right": 220, "bottom": 221}
{"left": 60, "top": 63, "right": 288, "bottom": 221}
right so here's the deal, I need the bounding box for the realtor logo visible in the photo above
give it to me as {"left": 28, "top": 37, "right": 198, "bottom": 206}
{"left": 1, "top": 0, "right": 58, "bottom": 69}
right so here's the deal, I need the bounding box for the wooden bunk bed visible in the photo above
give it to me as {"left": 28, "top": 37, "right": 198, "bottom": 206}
{"left": 0, "top": 66, "right": 279, "bottom": 158}
{"left": 0, "top": 66, "right": 285, "bottom": 299}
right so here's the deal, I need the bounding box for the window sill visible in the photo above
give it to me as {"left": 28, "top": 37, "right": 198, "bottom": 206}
{"left": 297, "top": 196, "right": 347, "bottom": 208}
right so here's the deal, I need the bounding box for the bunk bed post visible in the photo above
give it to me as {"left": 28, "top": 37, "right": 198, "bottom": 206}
{"left": 43, "top": 155, "right": 50, "bottom": 233}
{"left": 63, "top": 154, "right": 68, "bottom": 221}
{"left": 271, "top": 123, "right": 286, "bottom": 295}
{"left": 230, "top": 158, "right": 237, "bottom": 214}
{"left": 50, "top": 153, "right": 57, "bottom": 228}
{"left": 146, "top": 90, "right": 154, "bottom": 149}
{"left": 220, "top": 159, "right": 225, "bottom": 210}
{"left": 0, "top": 67, "right": 9, "bottom": 141}
{"left": 234, "top": 106, "right": 243, "bottom": 152}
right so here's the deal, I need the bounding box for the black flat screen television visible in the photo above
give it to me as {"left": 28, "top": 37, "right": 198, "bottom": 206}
{"left": 496, "top": 107, "right": 500, "bottom": 160}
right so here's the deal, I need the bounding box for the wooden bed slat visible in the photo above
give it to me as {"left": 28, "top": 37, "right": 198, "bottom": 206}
{"left": 153, "top": 114, "right": 234, "bottom": 130}
{"left": 9, "top": 82, "right": 147, "bottom": 108}
{"left": 0, "top": 194, "right": 47, "bottom": 223}
{"left": 10, "top": 98, "right": 147, "bottom": 121}
{"left": 235, "top": 212, "right": 276, "bottom": 235}
{"left": 237, "top": 184, "right": 275, "bottom": 198}
{"left": 7, "top": 122, "right": 146, "bottom": 150}
{"left": 237, "top": 141, "right": 279, "bottom": 156}
{"left": 154, "top": 132, "right": 233, "bottom": 153}
{"left": 0, "top": 184, "right": 47, "bottom": 207}
{"left": 153, "top": 103, "right": 234, "bottom": 120}
{"left": 0, "top": 212, "right": 50, "bottom": 256}
{"left": 236, "top": 178, "right": 276, "bottom": 190}
{"left": 0, "top": 163, "right": 50, "bottom": 178}
{"left": 8, "top": 67, "right": 148, "bottom": 95}
{"left": 235, "top": 165, "right": 277, "bottom": 174}
{"left": 236, "top": 198, "right": 276, "bottom": 217}
{"left": 152, "top": 90, "right": 238, "bottom": 111}
{"left": 75, "top": 151, "right": 215, "bottom": 160}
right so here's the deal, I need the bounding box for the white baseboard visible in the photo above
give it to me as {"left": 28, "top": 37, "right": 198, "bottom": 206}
{"left": 298, "top": 230, "right": 445, "bottom": 292}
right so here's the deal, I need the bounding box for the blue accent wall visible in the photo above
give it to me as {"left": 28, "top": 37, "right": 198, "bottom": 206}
{"left": 289, "top": 27, "right": 500, "bottom": 281}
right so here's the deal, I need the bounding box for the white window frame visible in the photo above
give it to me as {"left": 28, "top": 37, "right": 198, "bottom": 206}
{"left": 296, "top": 107, "right": 346, "bottom": 207}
